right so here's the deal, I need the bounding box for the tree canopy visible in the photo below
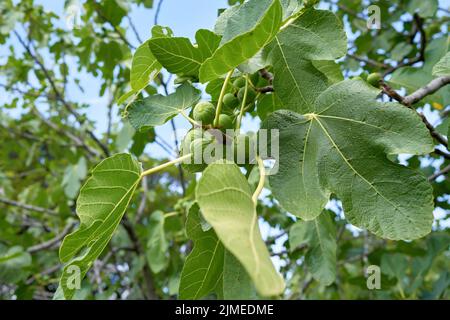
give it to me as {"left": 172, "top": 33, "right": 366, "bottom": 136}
{"left": 0, "top": 0, "right": 449, "bottom": 300}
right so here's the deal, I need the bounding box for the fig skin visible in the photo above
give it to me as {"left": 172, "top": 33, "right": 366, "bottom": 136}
{"left": 233, "top": 77, "right": 246, "bottom": 89}
{"left": 218, "top": 114, "right": 234, "bottom": 131}
{"left": 367, "top": 73, "right": 382, "bottom": 88}
{"left": 193, "top": 101, "right": 216, "bottom": 125}
{"left": 223, "top": 93, "right": 240, "bottom": 110}
{"left": 238, "top": 87, "right": 257, "bottom": 103}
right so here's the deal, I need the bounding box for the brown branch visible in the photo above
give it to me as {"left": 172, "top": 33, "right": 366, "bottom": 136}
{"left": 383, "top": 14, "right": 427, "bottom": 77}
{"left": 121, "top": 216, "right": 158, "bottom": 299}
{"left": 32, "top": 107, "right": 99, "bottom": 158}
{"left": 27, "top": 222, "right": 76, "bottom": 254}
{"left": 434, "top": 148, "right": 450, "bottom": 160}
{"left": 93, "top": 2, "right": 135, "bottom": 49}
{"left": 428, "top": 164, "right": 450, "bottom": 181}
{"left": 0, "top": 197, "right": 58, "bottom": 216}
{"left": 347, "top": 53, "right": 390, "bottom": 69}
{"left": 126, "top": 15, "right": 143, "bottom": 44}
{"left": 154, "top": 0, "right": 165, "bottom": 25}
{"left": 403, "top": 76, "right": 450, "bottom": 106}
{"left": 381, "top": 80, "right": 449, "bottom": 148}
{"left": 13, "top": 30, "right": 110, "bottom": 157}
{"left": 256, "top": 85, "right": 274, "bottom": 93}
{"left": 259, "top": 68, "right": 273, "bottom": 84}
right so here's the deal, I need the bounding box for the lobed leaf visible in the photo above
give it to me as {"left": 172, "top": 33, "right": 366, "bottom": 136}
{"left": 130, "top": 40, "right": 162, "bottom": 92}
{"left": 199, "top": 0, "right": 282, "bottom": 83}
{"left": 127, "top": 83, "right": 201, "bottom": 130}
{"left": 58, "top": 153, "right": 142, "bottom": 299}
{"left": 263, "top": 79, "right": 434, "bottom": 240}
{"left": 196, "top": 161, "right": 285, "bottom": 297}
{"left": 148, "top": 29, "right": 221, "bottom": 78}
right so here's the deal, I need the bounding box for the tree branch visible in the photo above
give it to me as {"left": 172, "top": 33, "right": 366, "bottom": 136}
{"left": 402, "top": 76, "right": 450, "bottom": 106}
{"left": 13, "top": 30, "right": 110, "bottom": 157}
{"left": 347, "top": 53, "right": 389, "bottom": 69}
{"left": 428, "top": 164, "right": 450, "bottom": 181}
{"left": 381, "top": 80, "right": 449, "bottom": 148}
{"left": 0, "top": 197, "right": 58, "bottom": 216}
{"left": 27, "top": 222, "right": 76, "bottom": 254}
{"left": 121, "top": 216, "right": 158, "bottom": 299}
{"left": 383, "top": 14, "right": 427, "bottom": 77}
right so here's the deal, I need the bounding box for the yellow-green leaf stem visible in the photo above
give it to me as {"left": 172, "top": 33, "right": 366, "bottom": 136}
{"left": 252, "top": 156, "right": 266, "bottom": 203}
{"left": 141, "top": 154, "right": 192, "bottom": 177}
{"left": 213, "top": 70, "right": 234, "bottom": 128}
{"left": 236, "top": 75, "right": 249, "bottom": 130}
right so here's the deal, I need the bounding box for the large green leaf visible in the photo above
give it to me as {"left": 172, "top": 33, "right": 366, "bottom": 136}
{"left": 223, "top": 249, "right": 258, "bottom": 299}
{"left": 196, "top": 161, "right": 285, "bottom": 297}
{"left": 127, "top": 83, "right": 201, "bottom": 130}
{"left": 179, "top": 203, "right": 224, "bottom": 299}
{"left": 146, "top": 211, "right": 168, "bottom": 273}
{"left": 289, "top": 213, "right": 336, "bottom": 285}
{"left": 58, "top": 153, "right": 142, "bottom": 299}
{"left": 130, "top": 40, "right": 162, "bottom": 92}
{"left": 199, "top": 0, "right": 283, "bottom": 83}
{"left": 263, "top": 79, "right": 434, "bottom": 240}
{"left": 148, "top": 29, "right": 221, "bottom": 78}
{"left": 267, "top": 8, "right": 347, "bottom": 113}
{"left": 433, "top": 52, "right": 450, "bottom": 77}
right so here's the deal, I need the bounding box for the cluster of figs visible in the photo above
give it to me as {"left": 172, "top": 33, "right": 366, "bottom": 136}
{"left": 180, "top": 73, "right": 261, "bottom": 172}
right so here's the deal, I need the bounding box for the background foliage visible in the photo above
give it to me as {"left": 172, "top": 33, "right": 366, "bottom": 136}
{"left": 0, "top": 0, "right": 449, "bottom": 300}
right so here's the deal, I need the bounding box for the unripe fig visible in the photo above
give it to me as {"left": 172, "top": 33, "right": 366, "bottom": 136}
{"left": 189, "top": 138, "right": 212, "bottom": 155}
{"left": 367, "top": 72, "right": 382, "bottom": 87}
{"left": 238, "top": 87, "right": 256, "bottom": 103}
{"left": 233, "top": 77, "right": 246, "bottom": 89}
{"left": 181, "top": 128, "right": 203, "bottom": 153}
{"left": 218, "top": 114, "right": 234, "bottom": 130}
{"left": 223, "top": 93, "right": 240, "bottom": 110}
{"left": 193, "top": 101, "right": 216, "bottom": 125}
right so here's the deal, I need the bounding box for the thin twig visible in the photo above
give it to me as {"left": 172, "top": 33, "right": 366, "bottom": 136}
{"left": 154, "top": 0, "right": 165, "bottom": 25}
{"left": 121, "top": 216, "right": 158, "bottom": 299}
{"left": 27, "top": 222, "right": 76, "bottom": 254}
{"left": 0, "top": 197, "right": 58, "bottom": 216}
{"left": 347, "top": 53, "right": 389, "bottom": 69}
{"left": 403, "top": 76, "right": 450, "bottom": 106}
{"left": 13, "top": 30, "right": 110, "bottom": 157}
{"left": 381, "top": 80, "right": 449, "bottom": 148}
{"left": 428, "top": 164, "right": 450, "bottom": 181}
{"left": 383, "top": 14, "right": 427, "bottom": 77}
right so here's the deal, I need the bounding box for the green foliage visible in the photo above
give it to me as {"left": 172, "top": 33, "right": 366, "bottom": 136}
{"left": 196, "top": 162, "right": 285, "bottom": 297}
{"left": 263, "top": 79, "right": 434, "bottom": 240}
{"left": 58, "top": 153, "right": 142, "bottom": 299}
{"left": 199, "top": 0, "right": 283, "bottom": 82}
{"left": 1, "top": 0, "right": 449, "bottom": 301}
{"left": 127, "top": 83, "right": 201, "bottom": 130}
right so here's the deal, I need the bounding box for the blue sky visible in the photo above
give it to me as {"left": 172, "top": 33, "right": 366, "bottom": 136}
{"left": 1, "top": 0, "right": 231, "bottom": 158}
